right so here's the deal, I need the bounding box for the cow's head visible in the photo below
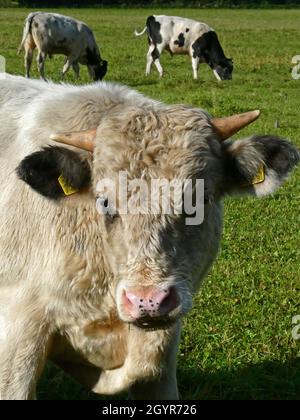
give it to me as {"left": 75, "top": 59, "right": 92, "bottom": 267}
{"left": 196, "top": 31, "right": 233, "bottom": 81}
{"left": 86, "top": 47, "right": 108, "bottom": 81}
{"left": 17, "top": 108, "right": 299, "bottom": 330}
{"left": 213, "top": 57, "right": 233, "bottom": 81}
{"left": 88, "top": 59, "right": 108, "bottom": 81}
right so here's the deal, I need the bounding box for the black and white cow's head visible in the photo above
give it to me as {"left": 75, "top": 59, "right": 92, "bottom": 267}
{"left": 212, "top": 57, "right": 233, "bottom": 81}
{"left": 192, "top": 31, "right": 233, "bottom": 81}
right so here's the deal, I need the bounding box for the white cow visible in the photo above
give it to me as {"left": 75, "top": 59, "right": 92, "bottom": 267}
{"left": 0, "top": 74, "right": 298, "bottom": 400}
{"left": 18, "top": 12, "right": 108, "bottom": 81}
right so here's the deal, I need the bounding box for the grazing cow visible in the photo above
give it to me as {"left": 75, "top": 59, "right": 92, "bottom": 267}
{"left": 135, "top": 15, "right": 233, "bottom": 81}
{"left": 0, "top": 74, "right": 298, "bottom": 400}
{"left": 18, "top": 12, "right": 108, "bottom": 81}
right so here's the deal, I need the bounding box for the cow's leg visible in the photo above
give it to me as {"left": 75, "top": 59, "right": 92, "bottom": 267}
{"left": 92, "top": 325, "right": 181, "bottom": 399}
{"left": 36, "top": 51, "right": 46, "bottom": 81}
{"left": 24, "top": 47, "right": 34, "bottom": 78}
{"left": 146, "top": 44, "right": 155, "bottom": 76}
{"left": 192, "top": 56, "right": 200, "bottom": 80}
{"left": 91, "top": 361, "right": 179, "bottom": 399}
{"left": 72, "top": 62, "right": 80, "bottom": 79}
{"left": 62, "top": 55, "right": 76, "bottom": 79}
{"left": 0, "top": 312, "right": 51, "bottom": 400}
{"left": 153, "top": 44, "right": 164, "bottom": 78}
{"left": 57, "top": 362, "right": 162, "bottom": 398}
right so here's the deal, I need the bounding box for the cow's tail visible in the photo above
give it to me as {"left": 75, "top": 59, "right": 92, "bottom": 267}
{"left": 134, "top": 27, "right": 147, "bottom": 37}
{"left": 17, "top": 13, "right": 36, "bottom": 54}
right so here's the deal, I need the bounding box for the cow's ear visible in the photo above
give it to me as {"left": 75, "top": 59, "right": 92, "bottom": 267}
{"left": 16, "top": 147, "right": 91, "bottom": 199}
{"left": 221, "top": 135, "right": 299, "bottom": 197}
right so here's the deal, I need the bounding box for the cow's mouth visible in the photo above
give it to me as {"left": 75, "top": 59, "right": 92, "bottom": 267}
{"left": 133, "top": 316, "right": 176, "bottom": 330}
{"left": 132, "top": 307, "right": 182, "bottom": 331}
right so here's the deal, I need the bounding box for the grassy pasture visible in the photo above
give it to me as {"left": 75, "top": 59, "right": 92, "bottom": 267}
{"left": 0, "top": 7, "right": 299, "bottom": 400}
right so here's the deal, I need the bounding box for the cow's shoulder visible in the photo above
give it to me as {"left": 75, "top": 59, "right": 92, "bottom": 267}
{"left": 191, "top": 29, "right": 219, "bottom": 58}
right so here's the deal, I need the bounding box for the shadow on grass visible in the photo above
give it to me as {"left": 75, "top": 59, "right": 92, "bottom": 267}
{"left": 178, "top": 358, "right": 300, "bottom": 400}
{"left": 38, "top": 358, "right": 300, "bottom": 400}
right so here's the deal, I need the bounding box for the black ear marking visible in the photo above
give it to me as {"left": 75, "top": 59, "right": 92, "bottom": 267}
{"left": 221, "top": 135, "right": 299, "bottom": 197}
{"left": 223, "top": 136, "right": 299, "bottom": 183}
{"left": 16, "top": 146, "right": 91, "bottom": 199}
{"left": 252, "top": 135, "right": 300, "bottom": 176}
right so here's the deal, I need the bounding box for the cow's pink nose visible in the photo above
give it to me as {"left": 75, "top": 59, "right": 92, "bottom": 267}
{"left": 122, "top": 286, "right": 180, "bottom": 320}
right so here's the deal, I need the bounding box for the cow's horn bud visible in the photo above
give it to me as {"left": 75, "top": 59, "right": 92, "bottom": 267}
{"left": 50, "top": 128, "right": 96, "bottom": 152}
{"left": 211, "top": 110, "right": 261, "bottom": 141}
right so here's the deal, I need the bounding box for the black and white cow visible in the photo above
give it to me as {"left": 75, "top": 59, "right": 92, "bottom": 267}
{"left": 135, "top": 15, "right": 233, "bottom": 81}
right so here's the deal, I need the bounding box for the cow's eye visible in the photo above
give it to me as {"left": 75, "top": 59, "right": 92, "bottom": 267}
{"left": 96, "top": 196, "right": 110, "bottom": 214}
{"left": 96, "top": 196, "right": 118, "bottom": 223}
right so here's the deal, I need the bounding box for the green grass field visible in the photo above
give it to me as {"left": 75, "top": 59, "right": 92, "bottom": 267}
{"left": 1, "top": 7, "right": 299, "bottom": 400}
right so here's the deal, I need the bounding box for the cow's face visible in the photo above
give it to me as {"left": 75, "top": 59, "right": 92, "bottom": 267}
{"left": 92, "top": 107, "right": 224, "bottom": 329}
{"left": 88, "top": 60, "right": 108, "bottom": 81}
{"left": 17, "top": 106, "right": 299, "bottom": 330}
{"left": 94, "top": 188, "right": 222, "bottom": 329}
{"left": 86, "top": 47, "right": 108, "bottom": 81}
{"left": 90, "top": 106, "right": 299, "bottom": 329}
{"left": 88, "top": 60, "right": 108, "bottom": 82}
{"left": 213, "top": 58, "right": 233, "bottom": 81}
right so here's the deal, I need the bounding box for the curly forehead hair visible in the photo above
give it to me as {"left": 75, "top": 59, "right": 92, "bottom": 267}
{"left": 93, "top": 104, "right": 223, "bottom": 184}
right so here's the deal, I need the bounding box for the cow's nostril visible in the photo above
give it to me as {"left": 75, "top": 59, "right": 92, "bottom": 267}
{"left": 157, "top": 287, "right": 180, "bottom": 316}
{"left": 152, "top": 287, "right": 171, "bottom": 307}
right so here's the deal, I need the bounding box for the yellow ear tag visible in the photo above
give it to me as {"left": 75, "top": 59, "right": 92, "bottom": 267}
{"left": 252, "top": 165, "right": 265, "bottom": 185}
{"left": 58, "top": 175, "right": 79, "bottom": 196}
{"left": 241, "top": 166, "right": 265, "bottom": 187}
